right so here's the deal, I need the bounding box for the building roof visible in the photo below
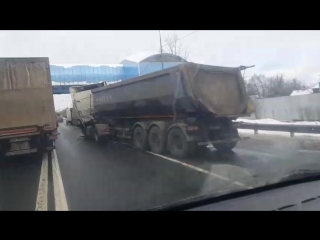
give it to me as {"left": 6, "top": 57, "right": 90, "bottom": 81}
{"left": 290, "top": 89, "right": 314, "bottom": 96}
{"left": 122, "top": 51, "right": 187, "bottom": 63}
{"left": 123, "top": 51, "right": 158, "bottom": 63}
{"left": 51, "top": 63, "right": 122, "bottom": 68}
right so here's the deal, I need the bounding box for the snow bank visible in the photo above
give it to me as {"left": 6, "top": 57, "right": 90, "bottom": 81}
{"left": 238, "top": 129, "right": 320, "bottom": 138}
{"left": 236, "top": 118, "right": 320, "bottom": 126}
{"left": 290, "top": 89, "right": 313, "bottom": 96}
{"left": 236, "top": 118, "right": 320, "bottom": 138}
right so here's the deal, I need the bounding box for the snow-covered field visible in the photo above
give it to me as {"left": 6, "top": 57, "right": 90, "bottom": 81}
{"left": 236, "top": 118, "right": 320, "bottom": 138}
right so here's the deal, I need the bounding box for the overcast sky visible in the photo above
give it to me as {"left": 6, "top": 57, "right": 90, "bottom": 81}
{"left": 2, "top": 30, "right": 320, "bottom": 110}
{"left": 1, "top": 30, "right": 320, "bottom": 85}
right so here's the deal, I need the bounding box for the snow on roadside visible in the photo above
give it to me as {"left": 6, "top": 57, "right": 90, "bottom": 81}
{"left": 238, "top": 129, "right": 320, "bottom": 138}
{"left": 236, "top": 118, "right": 320, "bottom": 126}
{"left": 236, "top": 118, "right": 320, "bottom": 138}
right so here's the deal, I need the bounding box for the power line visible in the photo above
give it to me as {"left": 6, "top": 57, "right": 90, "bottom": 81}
{"left": 140, "top": 30, "right": 198, "bottom": 75}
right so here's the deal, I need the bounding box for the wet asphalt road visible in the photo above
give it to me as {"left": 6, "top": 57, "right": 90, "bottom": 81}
{"left": 1, "top": 122, "right": 320, "bottom": 210}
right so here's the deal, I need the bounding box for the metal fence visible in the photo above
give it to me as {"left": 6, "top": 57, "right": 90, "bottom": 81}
{"left": 237, "top": 122, "right": 320, "bottom": 137}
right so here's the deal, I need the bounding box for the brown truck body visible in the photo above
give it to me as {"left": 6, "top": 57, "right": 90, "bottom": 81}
{"left": 0, "top": 58, "right": 57, "bottom": 157}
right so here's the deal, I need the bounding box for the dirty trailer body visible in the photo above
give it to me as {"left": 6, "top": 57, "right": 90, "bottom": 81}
{"left": 72, "top": 63, "right": 252, "bottom": 158}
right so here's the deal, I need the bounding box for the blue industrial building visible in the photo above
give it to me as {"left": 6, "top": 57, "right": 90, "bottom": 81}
{"left": 51, "top": 52, "right": 187, "bottom": 94}
{"left": 120, "top": 51, "right": 187, "bottom": 77}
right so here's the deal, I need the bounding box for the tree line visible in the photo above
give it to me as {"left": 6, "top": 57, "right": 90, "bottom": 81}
{"left": 161, "top": 32, "right": 310, "bottom": 99}
{"left": 245, "top": 74, "right": 308, "bottom": 99}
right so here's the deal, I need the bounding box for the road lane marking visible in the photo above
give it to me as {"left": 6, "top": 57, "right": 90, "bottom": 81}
{"left": 52, "top": 150, "right": 69, "bottom": 211}
{"left": 118, "top": 141, "right": 252, "bottom": 189}
{"left": 146, "top": 151, "right": 252, "bottom": 189}
{"left": 35, "top": 153, "right": 48, "bottom": 211}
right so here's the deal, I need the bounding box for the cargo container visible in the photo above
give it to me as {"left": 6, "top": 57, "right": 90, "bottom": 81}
{"left": 0, "top": 58, "right": 58, "bottom": 157}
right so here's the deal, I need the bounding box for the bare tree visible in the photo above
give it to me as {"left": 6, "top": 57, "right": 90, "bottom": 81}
{"left": 161, "top": 33, "right": 189, "bottom": 60}
{"left": 245, "top": 74, "right": 305, "bottom": 98}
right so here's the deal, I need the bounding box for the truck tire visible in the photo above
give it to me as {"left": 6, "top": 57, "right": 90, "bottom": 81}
{"left": 213, "top": 141, "right": 237, "bottom": 152}
{"left": 167, "top": 128, "right": 189, "bottom": 158}
{"left": 148, "top": 126, "right": 166, "bottom": 154}
{"left": 189, "top": 144, "right": 207, "bottom": 157}
{"left": 81, "top": 126, "right": 91, "bottom": 141}
{"left": 94, "top": 131, "right": 100, "bottom": 143}
{"left": 46, "top": 139, "right": 54, "bottom": 154}
{"left": 133, "top": 126, "right": 148, "bottom": 150}
{"left": 94, "top": 129, "right": 106, "bottom": 144}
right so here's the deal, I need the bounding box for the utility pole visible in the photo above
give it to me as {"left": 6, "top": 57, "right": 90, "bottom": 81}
{"left": 159, "top": 30, "right": 164, "bottom": 70}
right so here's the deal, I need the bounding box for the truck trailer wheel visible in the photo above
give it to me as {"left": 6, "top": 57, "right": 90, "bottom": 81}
{"left": 213, "top": 141, "right": 237, "bottom": 152}
{"left": 94, "top": 129, "right": 107, "bottom": 144}
{"left": 148, "top": 126, "right": 166, "bottom": 154}
{"left": 167, "top": 128, "right": 189, "bottom": 158}
{"left": 94, "top": 131, "right": 100, "bottom": 143}
{"left": 81, "top": 126, "right": 91, "bottom": 141}
{"left": 133, "top": 126, "right": 148, "bottom": 150}
{"left": 189, "top": 144, "right": 208, "bottom": 157}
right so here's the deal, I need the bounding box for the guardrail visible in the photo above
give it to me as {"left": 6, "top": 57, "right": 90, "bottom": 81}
{"left": 237, "top": 122, "right": 320, "bottom": 137}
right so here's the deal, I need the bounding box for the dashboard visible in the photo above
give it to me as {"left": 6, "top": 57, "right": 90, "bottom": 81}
{"left": 188, "top": 180, "right": 320, "bottom": 211}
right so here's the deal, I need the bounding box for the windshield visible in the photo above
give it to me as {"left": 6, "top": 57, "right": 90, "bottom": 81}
{"left": 1, "top": 30, "right": 320, "bottom": 211}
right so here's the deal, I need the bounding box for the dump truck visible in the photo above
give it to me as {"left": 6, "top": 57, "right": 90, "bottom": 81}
{"left": 66, "top": 108, "right": 72, "bottom": 125}
{"left": 71, "top": 107, "right": 81, "bottom": 126}
{"left": 66, "top": 107, "right": 81, "bottom": 126}
{"left": 71, "top": 63, "right": 254, "bottom": 158}
{"left": 0, "top": 57, "right": 58, "bottom": 157}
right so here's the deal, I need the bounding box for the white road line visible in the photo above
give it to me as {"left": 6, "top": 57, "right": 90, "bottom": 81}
{"left": 146, "top": 151, "right": 252, "bottom": 189}
{"left": 52, "top": 150, "right": 69, "bottom": 211}
{"left": 35, "top": 153, "right": 48, "bottom": 211}
{"left": 119, "top": 141, "right": 252, "bottom": 188}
